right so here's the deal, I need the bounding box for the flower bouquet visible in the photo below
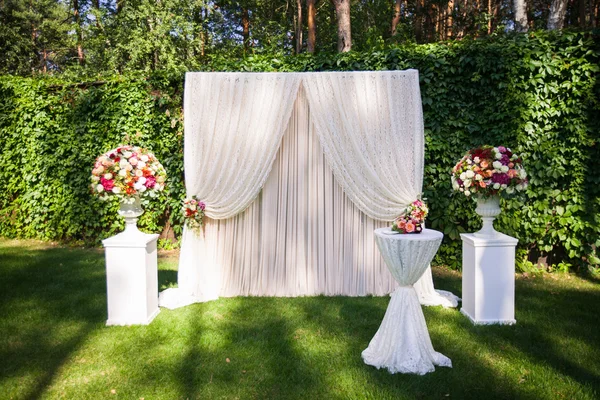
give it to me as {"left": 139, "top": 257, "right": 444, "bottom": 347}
{"left": 392, "top": 199, "right": 428, "bottom": 234}
{"left": 451, "top": 145, "right": 528, "bottom": 197}
{"left": 91, "top": 145, "right": 167, "bottom": 201}
{"left": 183, "top": 196, "right": 206, "bottom": 233}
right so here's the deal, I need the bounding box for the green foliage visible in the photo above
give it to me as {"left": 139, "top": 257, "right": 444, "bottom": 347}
{"left": 0, "top": 72, "right": 186, "bottom": 244}
{"left": 1, "top": 31, "right": 598, "bottom": 270}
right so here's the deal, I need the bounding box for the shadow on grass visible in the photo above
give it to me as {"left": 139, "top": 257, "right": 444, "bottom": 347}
{"left": 0, "top": 245, "right": 106, "bottom": 400}
{"left": 175, "top": 298, "right": 330, "bottom": 399}
{"left": 158, "top": 269, "right": 178, "bottom": 291}
{"left": 507, "top": 278, "right": 600, "bottom": 389}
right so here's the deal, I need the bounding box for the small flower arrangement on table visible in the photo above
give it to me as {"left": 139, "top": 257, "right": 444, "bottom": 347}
{"left": 451, "top": 145, "right": 528, "bottom": 197}
{"left": 182, "top": 196, "right": 206, "bottom": 233}
{"left": 91, "top": 145, "right": 166, "bottom": 201}
{"left": 392, "top": 199, "right": 429, "bottom": 234}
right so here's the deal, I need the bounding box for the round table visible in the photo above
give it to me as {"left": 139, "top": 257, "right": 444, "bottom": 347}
{"left": 361, "top": 228, "right": 452, "bottom": 375}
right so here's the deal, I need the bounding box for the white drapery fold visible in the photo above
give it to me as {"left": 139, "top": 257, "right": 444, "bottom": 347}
{"left": 184, "top": 72, "right": 301, "bottom": 219}
{"left": 303, "top": 70, "right": 425, "bottom": 221}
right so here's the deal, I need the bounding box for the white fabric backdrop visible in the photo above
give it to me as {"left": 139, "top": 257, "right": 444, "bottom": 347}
{"left": 159, "top": 70, "right": 425, "bottom": 308}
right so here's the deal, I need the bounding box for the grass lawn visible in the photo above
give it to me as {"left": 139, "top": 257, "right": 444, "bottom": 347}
{"left": 0, "top": 238, "right": 599, "bottom": 399}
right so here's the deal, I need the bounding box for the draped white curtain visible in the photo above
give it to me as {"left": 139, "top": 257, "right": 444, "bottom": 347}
{"left": 159, "top": 70, "right": 425, "bottom": 308}
{"left": 183, "top": 72, "right": 301, "bottom": 219}
{"left": 303, "top": 70, "right": 424, "bottom": 220}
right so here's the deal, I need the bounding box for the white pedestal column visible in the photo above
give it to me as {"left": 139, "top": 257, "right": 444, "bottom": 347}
{"left": 103, "top": 231, "right": 160, "bottom": 326}
{"left": 460, "top": 233, "right": 518, "bottom": 325}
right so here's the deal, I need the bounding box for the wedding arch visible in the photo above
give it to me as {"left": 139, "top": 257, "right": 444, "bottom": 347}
{"left": 159, "top": 70, "right": 426, "bottom": 309}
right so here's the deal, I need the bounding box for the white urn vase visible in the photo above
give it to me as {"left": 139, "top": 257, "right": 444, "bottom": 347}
{"left": 118, "top": 195, "right": 144, "bottom": 235}
{"left": 474, "top": 195, "right": 501, "bottom": 238}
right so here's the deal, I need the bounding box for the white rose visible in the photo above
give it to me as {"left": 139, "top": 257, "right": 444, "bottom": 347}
{"left": 516, "top": 183, "right": 524, "bottom": 191}
{"left": 460, "top": 172, "right": 467, "bottom": 180}
{"left": 112, "top": 187, "right": 121, "bottom": 194}
{"left": 137, "top": 160, "right": 146, "bottom": 168}
{"left": 134, "top": 182, "right": 145, "bottom": 191}
{"left": 119, "top": 169, "right": 127, "bottom": 177}
{"left": 135, "top": 169, "right": 143, "bottom": 177}
{"left": 519, "top": 169, "right": 527, "bottom": 179}
{"left": 464, "top": 190, "right": 471, "bottom": 196}
{"left": 103, "top": 173, "right": 113, "bottom": 180}
{"left": 495, "top": 151, "right": 502, "bottom": 160}
{"left": 501, "top": 165, "right": 509, "bottom": 172}
{"left": 464, "top": 179, "right": 472, "bottom": 188}
{"left": 123, "top": 151, "right": 132, "bottom": 158}
{"left": 475, "top": 174, "right": 483, "bottom": 181}
{"left": 97, "top": 165, "right": 105, "bottom": 174}
{"left": 467, "top": 159, "right": 472, "bottom": 165}
{"left": 96, "top": 184, "right": 104, "bottom": 193}
{"left": 501, "top": 184, "right": 507, "bottom": 189}
{"left": 138, "top": 185, "right": 146, "bottom": 192}
{"left": 492, "top": 161, "right": 502, "bottom": 169}
{"left": 141, "top": 155, "right": 149, "bottom": 162}
{"left": 138, "top": 176, "right": 147, "bottom": 185}
{"left": 119, "top": 159, "right": 128, "bottom": 167}
{"left": 126, "top": 164, "right": 133, "bottom": 171}
{"left": 506, "top": 187, "right": 515, "bottom": 194}
{"left": 155, "top": 183, "right": 164, "bottom": 191}
{"left": 473, "top": 157, "right": 480, "bottom": 163}
{"left": 493, "top": 183, "right": 501, "bottom": 189}
{"left": 466, "top": 170, "right": 475, "bottom": 178}
{"left": 91, "top": 175, "right": 100, "bottom": 182}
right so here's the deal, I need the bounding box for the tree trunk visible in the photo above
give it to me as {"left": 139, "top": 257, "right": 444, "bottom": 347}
{"left": 117, "top": 0, "right": 124, "bottom": 14}
{"left": 242, "top": 7, "right": 250, "bottom": 53}
{"left": 447, "top": 0, "right": 454, "bottom": 39}
{"left": 434, "top": 4, "right": 441, "bottom": 40}
{"left": 295, "top": 0, "right": 303, "bottom": 53}
{"left": 73, "top": 0, "right": 85, "bottom": 65}
{"left": 415, "top": 0, "right": 423, "bottom": 42}
{"left": 487, "top": 0, "right": 492, "bottom": 33}
{"left": 331, "top": 0, "right": 351, "bottom": 52}
{"left": 307, "top": 0, "right": 316, "bottom": 53}
{"left": 548, "top": 0, "right": 568, "bottom": 29}
{"left": 391, "top": 0, "right": 401, "bottom": 35}
{"left": 491, "top": 0, "right": 500, "bottom": 32}
{"left": 579, "top": 0, "right": 587, "bottom": 26}
{"left": 514, "top": 0, "right": 528, "bottom": 32}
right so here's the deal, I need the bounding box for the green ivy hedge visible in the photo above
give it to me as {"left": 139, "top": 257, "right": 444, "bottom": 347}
{"left": 1, "top": 31, "right": 598, "bottom": 271}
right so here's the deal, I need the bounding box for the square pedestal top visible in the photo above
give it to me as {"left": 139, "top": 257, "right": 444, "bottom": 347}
{"left": 102, "top": 231, "right": 159, "bottom": 248}
{"left": 460, "top": 232, "right": 518, "bottom": 247}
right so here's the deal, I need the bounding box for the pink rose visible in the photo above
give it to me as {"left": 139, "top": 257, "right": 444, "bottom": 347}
{"left": 145, "top": 175, "right": 156, "bottom": 188}
{"left": 405, "top": 221, "right": 415, "bottom": 233}
{"left": 100, "top": 177, "right": 114, "bottom": 191}
{"left": 129, "top": 157, "right": 138, "bottom": 166}
{"left": 199, "top": 201, "right": 206, "bottom": 211}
